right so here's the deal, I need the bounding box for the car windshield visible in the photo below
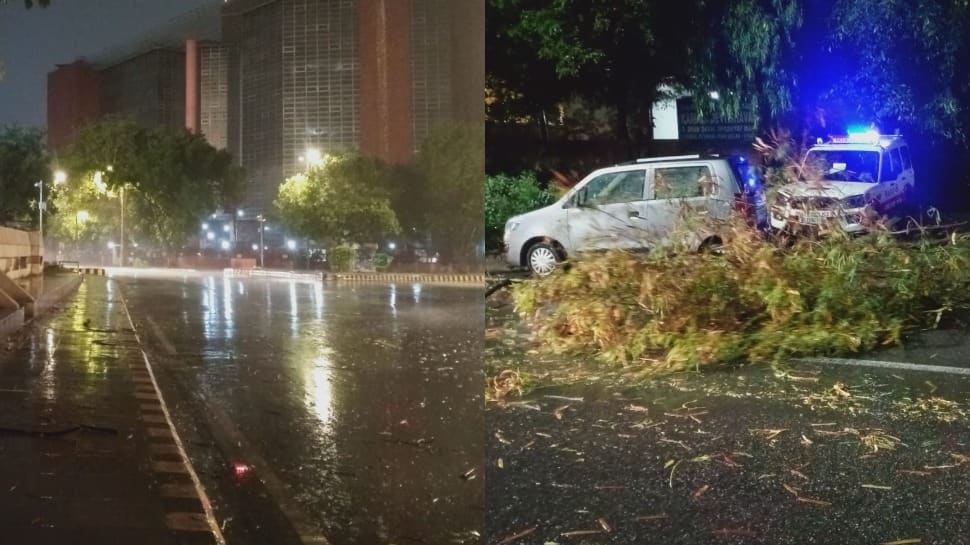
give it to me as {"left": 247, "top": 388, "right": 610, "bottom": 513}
{"left": 805, "top": 150, "right": 881, "bottom": 182}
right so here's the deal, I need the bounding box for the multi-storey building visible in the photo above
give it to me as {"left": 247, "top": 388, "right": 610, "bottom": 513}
{"left": 223, "top": 0, "right": 484, "bottom": 212}
{"left": 48, "top": 0, "right": 484, "bottom": 213}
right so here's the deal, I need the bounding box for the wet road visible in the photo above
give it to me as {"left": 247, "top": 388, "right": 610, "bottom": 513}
{"left": 487, "top": 358, "right": 970, "bottom": 545}
{"left": 113, "top": 270, "right": 483, "bottom": 545}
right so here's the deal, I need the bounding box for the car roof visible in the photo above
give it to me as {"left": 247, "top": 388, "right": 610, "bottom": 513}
{"left": 613, "top": 154, "right": 728, "bottom": 167}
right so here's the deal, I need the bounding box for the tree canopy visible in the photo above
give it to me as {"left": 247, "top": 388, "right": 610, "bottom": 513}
{"left": 55, "top": 117, "right": 243, "bottom": 255}
{"left": 418, "top": 123, "right": 485, "bottom": 265}
{"left": 489, "top": 0, "right": 970, "bottom": 152}
{"left": 0, "top": 126, "right": 49, "bottom": 226}
{"left": 275, "top": 153, "right": 400, "bottom": 246}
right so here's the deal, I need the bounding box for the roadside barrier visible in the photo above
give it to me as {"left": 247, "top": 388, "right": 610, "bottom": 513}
{"left": 323, "top": 272, "right": 486, "bottom": 285}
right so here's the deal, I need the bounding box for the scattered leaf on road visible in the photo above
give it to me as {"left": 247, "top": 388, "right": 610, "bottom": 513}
{"left": 497, "top": 526, "right": 537, "bottom": 545}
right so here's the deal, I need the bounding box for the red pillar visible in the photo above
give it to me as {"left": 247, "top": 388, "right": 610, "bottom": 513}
{"left": 359, "top": 0, "right": 413, "bottom": 164}
{"left": 185, "top": 39, "right": 200, "bottom": 133}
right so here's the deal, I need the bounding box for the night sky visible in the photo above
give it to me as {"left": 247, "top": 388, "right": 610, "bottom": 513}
{"left": 0, "top": 0, "right": 216, "bottom": 127}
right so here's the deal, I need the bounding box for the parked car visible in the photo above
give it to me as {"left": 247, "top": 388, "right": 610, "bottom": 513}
{"left": 769, "top": 132, "right": 915, "bottom": 234}
{"left": 503, "top": 154, "right": 768, "bottom": 275}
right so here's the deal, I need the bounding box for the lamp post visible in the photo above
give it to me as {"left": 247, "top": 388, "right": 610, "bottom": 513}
{"left": 37, "top": 170, "right": 67, "bottom": 261}
{"left": 257, "top": 214, "right": 266, "bottom": 268}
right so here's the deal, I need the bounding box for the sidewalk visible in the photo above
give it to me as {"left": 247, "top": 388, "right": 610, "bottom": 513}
{"left": 0, "top": 276, "right": 220, "bottom": 544}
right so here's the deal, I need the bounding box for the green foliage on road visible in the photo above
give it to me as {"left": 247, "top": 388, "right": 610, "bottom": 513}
{"left": 514, "top": 224, "right": 970, "bottom": 374}
{"left": 0, "top": 126, "right": 49, "bottom": 225}
{"left": 55, "top": 117, "right": 243, "bottom": 255}
{"left": 485, "top": 172, "right": 555, "bottom": 252}
{"left": 275, "top": 153, "right": 400, "bottom": 246}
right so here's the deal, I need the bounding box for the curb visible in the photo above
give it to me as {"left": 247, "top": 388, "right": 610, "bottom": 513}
{"left": 33, "top": 274, "right": 84, "bottom": 318}
{"left": 224, "top": 269, "right": 486, "bottom": 285}
{"left": 323, "top": 272, "right": 486, "bottom": 285}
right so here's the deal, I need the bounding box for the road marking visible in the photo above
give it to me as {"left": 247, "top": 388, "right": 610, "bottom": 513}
{"left": 152, "top": 461, "right": 190, "bottom": 474}
{"left": 796, "top": 356, "right": 970, "bottom": 376}
{"left": 146, "top": 315, "right": 178, "bottom": 356}
{"left": 116, "top": 281, "right": 226, "bottom": 545}
{"left": 150, "top": 443, "right": 181, "bottom": 456}
{"left": 165, "top": 512, "right": 211, "bottom": 532}
{"left": 140, "top": 414, "right": 168, "bottom": 425}
{"left": 202, "top": 396, "right": 331, "bottom": 544}
{"left": 147, "top": 427, "right": 175, "bottom": 440}
{"left": 160, "top": 483, "right": 202, "bottom": 499}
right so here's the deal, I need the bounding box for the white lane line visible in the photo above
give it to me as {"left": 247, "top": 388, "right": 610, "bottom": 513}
{"left": 146, "top": 315, "right": 178, "bottom": 356}
{"left": 795, "top": 356, "right": 970, "bottom": 376}
{"left": 115, "top": 280, "right": 226, "bottom": 545}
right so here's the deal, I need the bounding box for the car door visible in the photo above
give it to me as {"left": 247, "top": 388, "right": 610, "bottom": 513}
{"left": 635, "top": 162, "right": 722, "bottom": 248}
{"left": 876, "top": 149, "right": 903, "bottom": 210}
{"left": 566, "top": 168, "right": 647, "bottom": 252}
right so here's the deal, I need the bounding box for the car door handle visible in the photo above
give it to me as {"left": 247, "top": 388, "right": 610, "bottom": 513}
{"left": 628, "top": 211, "right": 640, "bottom": 218}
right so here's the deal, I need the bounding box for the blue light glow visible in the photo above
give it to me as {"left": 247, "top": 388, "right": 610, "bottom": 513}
{"left": 844, "top": 126, "right": 880, "bottom": 144}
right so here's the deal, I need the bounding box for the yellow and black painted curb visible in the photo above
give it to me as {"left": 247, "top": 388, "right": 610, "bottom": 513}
{"left": 322, "top": 272, "right": 486, "bottom": 285}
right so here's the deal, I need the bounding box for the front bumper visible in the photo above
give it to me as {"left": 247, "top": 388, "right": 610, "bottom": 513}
{"left": 769, "top": 206, "right": 870, "bottom": 234}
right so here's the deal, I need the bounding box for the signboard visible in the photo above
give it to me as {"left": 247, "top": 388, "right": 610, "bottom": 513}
{"left": 676, "top": 98, "right": 757, "bottom": 142}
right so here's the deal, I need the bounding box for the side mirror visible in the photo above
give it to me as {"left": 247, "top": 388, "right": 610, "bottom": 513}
{"left": 574, "top": 187, "right": 589, "bottom": 207}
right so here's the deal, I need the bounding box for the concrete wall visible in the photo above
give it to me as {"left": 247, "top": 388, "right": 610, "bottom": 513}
{"left": 0, "top": 227, "right": 43, "bottom": 279}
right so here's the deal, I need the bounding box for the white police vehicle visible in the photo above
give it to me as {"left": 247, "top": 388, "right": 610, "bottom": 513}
{"left": 769, "top": 131, "right": 915, "bottom": 234}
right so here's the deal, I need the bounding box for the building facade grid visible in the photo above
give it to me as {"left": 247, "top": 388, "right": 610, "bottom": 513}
{"left": 281, "top": 0, "right": 359, "bottom": 180}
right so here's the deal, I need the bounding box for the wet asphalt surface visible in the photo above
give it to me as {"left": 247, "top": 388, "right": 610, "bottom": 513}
{"left": 113, "top": 270, "right": 483, "bottom": 545}
{"left": 487, "top": 303, "right": 970, "bottom": 545}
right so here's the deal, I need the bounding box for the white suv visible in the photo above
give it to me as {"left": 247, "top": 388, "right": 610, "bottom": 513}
{"left": 769, "top": 132, "right": 916, "bottom": 233}
{"left": 504, "top": 155, "right": 767, "bottom": 275}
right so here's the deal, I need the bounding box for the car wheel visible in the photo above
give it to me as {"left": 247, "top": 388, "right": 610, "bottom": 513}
{"left": 526, "top": 242, "right": 560, "bottom": 276}
{"left": 699, "top": 237, "right": 724, "bottom": 255}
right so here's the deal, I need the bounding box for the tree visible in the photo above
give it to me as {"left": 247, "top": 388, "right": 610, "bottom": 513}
{"left": 275, "top": 153, "right": 400, "bottom": 245}
{"left": 57, "top": 117, "right": 243, "bottom": 258}
{"left": 418, "top": 123, "right": 485, "bottom": 265}
{"left": 485, "top": 172, "right": 555, "bottom": 252}
{"left": 0, "top": 126, "right": 49, "bottom": 225}
{"left": 490, "top": 0, "right": 704, "bottom": 153}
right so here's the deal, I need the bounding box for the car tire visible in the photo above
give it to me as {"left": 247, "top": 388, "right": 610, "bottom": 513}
{"left": 526, "top": 242, "right": 561, "bottom": 276}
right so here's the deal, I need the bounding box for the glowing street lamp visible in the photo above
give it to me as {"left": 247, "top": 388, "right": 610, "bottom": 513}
{"left": 300, "top": 148, "right": 325, "bottom": 168}
{"left": 286, "top": 239, "right": 296, "bottom": 251}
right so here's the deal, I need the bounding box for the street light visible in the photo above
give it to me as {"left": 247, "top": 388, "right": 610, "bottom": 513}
{"left": 256, "top": 214, "right": 266, "bottom": 268}
{"left": 299, "top": 148, "right": 325, "bottom": 168}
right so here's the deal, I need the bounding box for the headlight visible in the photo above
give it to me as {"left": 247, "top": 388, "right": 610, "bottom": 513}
{"left": 843, "top": 195, "right": 866, "bottom": 208}
{"left": 503, "top": 221, "right": 520, "bottom": 243}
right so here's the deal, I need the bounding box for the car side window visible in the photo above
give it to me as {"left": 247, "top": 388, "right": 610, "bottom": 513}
{"left": 583, "top": 170, "right": 646, "bottom": 205}
{"left": 653, "top": 165, "right": 714, "bottom": 200}
{"left": 899, "top": 146, "right": 912, "bottom": 170}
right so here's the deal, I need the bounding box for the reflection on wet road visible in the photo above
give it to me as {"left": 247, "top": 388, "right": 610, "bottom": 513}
{"left": 116, "top": 271, "right": 483, "bottom": 545}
